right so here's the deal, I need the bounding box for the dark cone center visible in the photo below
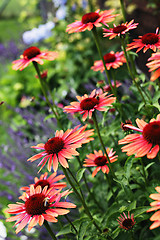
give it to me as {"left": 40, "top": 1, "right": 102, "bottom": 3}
{"left": 44, "top": 137, "right": 65, "bottom": 154}
{"left": 23, "top": 46, "right": 41, "bottom": 60}
{"left": 142, "top": 121, "right": 160, "bottom": 145}
{"left": 80, "top": 97, "right": 99, "bottom": 110}
{"left": 142, "top": 33, "right": 159, "bottom": 45}
{"left": 82, "top": 12, "right": 100, "bottom": 24}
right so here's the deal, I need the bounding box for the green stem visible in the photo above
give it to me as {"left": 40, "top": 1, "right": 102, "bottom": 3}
{"left": 91, "top": 27, "right": 117, "bottom": 97}
{"left": 119, "top": 0, "right": 126, "bottom": 22}
{"left": 110, "top": 69, "right": 117, "bottom": 97}
{"left": 105, "top": 174, "right": 118, "bottom": 203}
{"left": 107, "top": 235, "right": 114, "bottom": 240}
{"left": 120, "top": 38, "right": 147, "bottom": 105}
{"left": 64, "top": 215, "right": 78, "bottom": 234}
{"left": 140, "top": 158, "right": 147, "bottom": 186}
{"left": 32, "top": 62, "right": 63, "bottom": 129}
{"left": 58, "top": 219, "right": 69, "bottom": 240}
{"left": 92, "top": 112, "right": 116, "bottom": 179}
{"left": 44, "top": 220, "right": 57, "bottom": 240}
{"left": 131, "top": 230, "right": 135, "bottom": 240}
{"left": 43, "top": 77, "right": 60, "bottom": 117}
{"left": 62, "top": 168, "right": 102, "bottom": 233}
{"left": 76, "top": 156, "right": 104, "bottom": 211}
{"left": 67, "top": 167, "right": 85, "bottom": 200}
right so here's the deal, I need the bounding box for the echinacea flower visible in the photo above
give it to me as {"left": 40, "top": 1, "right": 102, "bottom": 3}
{"left": 99, "top": 81, "right": 122, "bottom": 93}
{"left": 103, "top": 20, "right": 138, "bottom": 39}
{"left": 117, "top": 212, "right": 135, "bottom": 230}
{"left": 127, "top": 28, "right": 160, "bottom": 53}
{"left": 20, "top": 172, "right": 67, "bottom": 193}
{"left": 147, "top": 186, "right": 160, "bottom": 229}
{"left": 12, "top": 46, "right": 58, "bottom": 71}
{"left": 91, "top": 51, "right": 126, "bottom": 72}
{"left": 35, "top": 70, "right": 48, "bottom": 79}
{"left": 118, "top": 114, "right": 160, "bottom": 159}
{"left": 66, "top": 9, "right": 117, "bottom": 34}
{"left": 63, "top": 89, "right": 116, "bottom": 121}
{"left": 28, "top": 125, "right": 94, "bottom": 171}
{"left": 121, "top": 120, "right": 132, "bottom": 131}
{"left": 6, "top": 185, "right": 76, "bottom": 234}
{"left": 83, "top": 148, "right": 117, "bottom": 177}
{"left": 146, "top": 52, "right": 160, "bottom": 81}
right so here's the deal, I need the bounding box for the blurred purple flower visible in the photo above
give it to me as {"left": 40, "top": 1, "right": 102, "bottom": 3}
{"left": 0, "top": 41, "right": 19, "bottom": 63}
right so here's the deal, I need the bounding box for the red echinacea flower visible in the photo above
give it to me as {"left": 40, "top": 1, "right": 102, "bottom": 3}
{"left": 28, "top": 125, "right": 94, "bottom": 172}
{"left": 127, "top": 28, "right": 160, "bottom": 53}
{"left": 63, "top": 89, "right": 116, "bottom": 121}
{"left": 147, "top": 186, "right": 160, "bottom": 229}
{"left": 117, "top": 212, "right": 135, "bottom": 230}
{"left": 146, "top": 52, "right": 160, "bottom": 81}
{"left": 103, "top": 20, "right": 138, "bottom": 39}
{"left": 98, "top": 80, "right": 122, "bottom": 93}
{"left": 20, "top": 172, "right": 67, "bottom": 193}
{"left": 91, "top": 51, "right": 126, "bottom": 72}
{"left": 6, "top": 185, "right": 76, "bottom": 234}
{"left": 12, "top": 46, "right": 58, "bottom": 71}
{"left": 66, "top": 9, "right": 117, "bottom": 34}
{"left": 83, "top": 148, "right": 117, "bottom": 177}
{"left": 118, "top": 114, "right": 160, "bottom": 159}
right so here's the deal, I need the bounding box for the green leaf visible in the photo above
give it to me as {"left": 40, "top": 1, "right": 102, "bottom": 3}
{"left": 124, "top": 155, "right": 136, "bottom": 179}
{"left": 132, "top": 206, "right": 150, "bottom": 218}
{"left": 145, "top": 162, "right": 155, "bottom": 171}
{"left": 128, "top": 200, "right": 137, "bottom": 211}
{"left": 76, "top": 168, "right": 86, "bottom": 182}
{"left": 56, "top": 224, "right": 71, "bottom": 236}
{"left": 112, "top": 227, "right": 121, "bottom": 239}
{"left": 77, "top": 221, "right": 91, "bottom": 240}
{"left": 142, "top": 104, "right": 159, "bottom": 115}
{"left": 138, "top": 73, "right": 146, "bottom": 83}
{"left": 44, "top": 114, "right": 56, "bottom": 121}
{"left": 138, "top": 102, "right": 145, "bottom": 111}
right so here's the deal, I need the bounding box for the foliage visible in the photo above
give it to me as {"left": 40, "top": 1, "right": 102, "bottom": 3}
{"left": 1, "top": 0, "right": 160, "bottom": 240}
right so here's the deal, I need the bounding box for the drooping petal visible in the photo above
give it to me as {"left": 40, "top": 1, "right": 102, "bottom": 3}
{"left": 147, "top": 145, "right": 159, "bottom": 159}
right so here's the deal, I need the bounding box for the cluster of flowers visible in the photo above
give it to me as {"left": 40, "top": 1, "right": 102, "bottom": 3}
{"left": 6, "top": 172, "right": 76, "bottom": 233}
{"left": 6, "top": 6, "right": 160, "bottom": 237}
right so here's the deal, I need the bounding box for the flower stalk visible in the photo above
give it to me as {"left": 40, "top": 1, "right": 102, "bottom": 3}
{"left": 105, "top": 173, "right": 118, "bottom": 203}
{"left": 32, "top": 61, "right": 63, "bottom": 129}
{"left": 64, "top": 215, "right": 78, "bottom": 234}
{"left": 119, "top": 0, "right": 126, "bottom": 22}
{"left": 76, "top": 156, "right": 104, "bottom": 211}
{"left": 140, "top": 158, "right": 147, "bottom": 186}
{"left": 91, "top": 27, "right": 117, "bottom": 97}
{"left": 120, "top": 38, "right": 147, "bottom": 104}
{"left": 44, "top": 220, "right": 58, "bottom": 240}
{"left": 92, "top": 112, "right": 116, "bottom": 179}
{"left": 62, "top": 168, "right": 102, "bottom": 233}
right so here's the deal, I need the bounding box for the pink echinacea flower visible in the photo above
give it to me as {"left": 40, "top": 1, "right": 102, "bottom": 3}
{"left": 83, "top": 149, "right": 117, "bottom": 177}
{"left": 5, "top": 185, "right": 76, "bottom": 234}
{"left": 118, "top": 114, "right": 160, "bottom": 159}
{"left": 20, "top": 172, "right": 67, "bottom": 193}
{"left": 66, "top": 9, "right": 117, "bottom": 33}
{"left": 12, "top": 46, "right": 58, "bottom": 71}
{"left": 117, "top": 212, "right": 135, "bottom": 230}
{"left": 127, "top": 28, "right": 160, "bottom": 53}
{"left": 28, "top": 125, "right": 94, "bottom": 171}
{"left": 91, "top": 51, "right": 126, "bottom": 72}
{"left": 147, "top": 186, "right": 160, "bottom": 230}
{"left": 103, "top": 20, "right": 138, "bottom": 39}
{"left": 146, "top": 52, "right": 160, "bottom": 81}
{"left": 63, "top": 89, "right": 116, "bottom": 121}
